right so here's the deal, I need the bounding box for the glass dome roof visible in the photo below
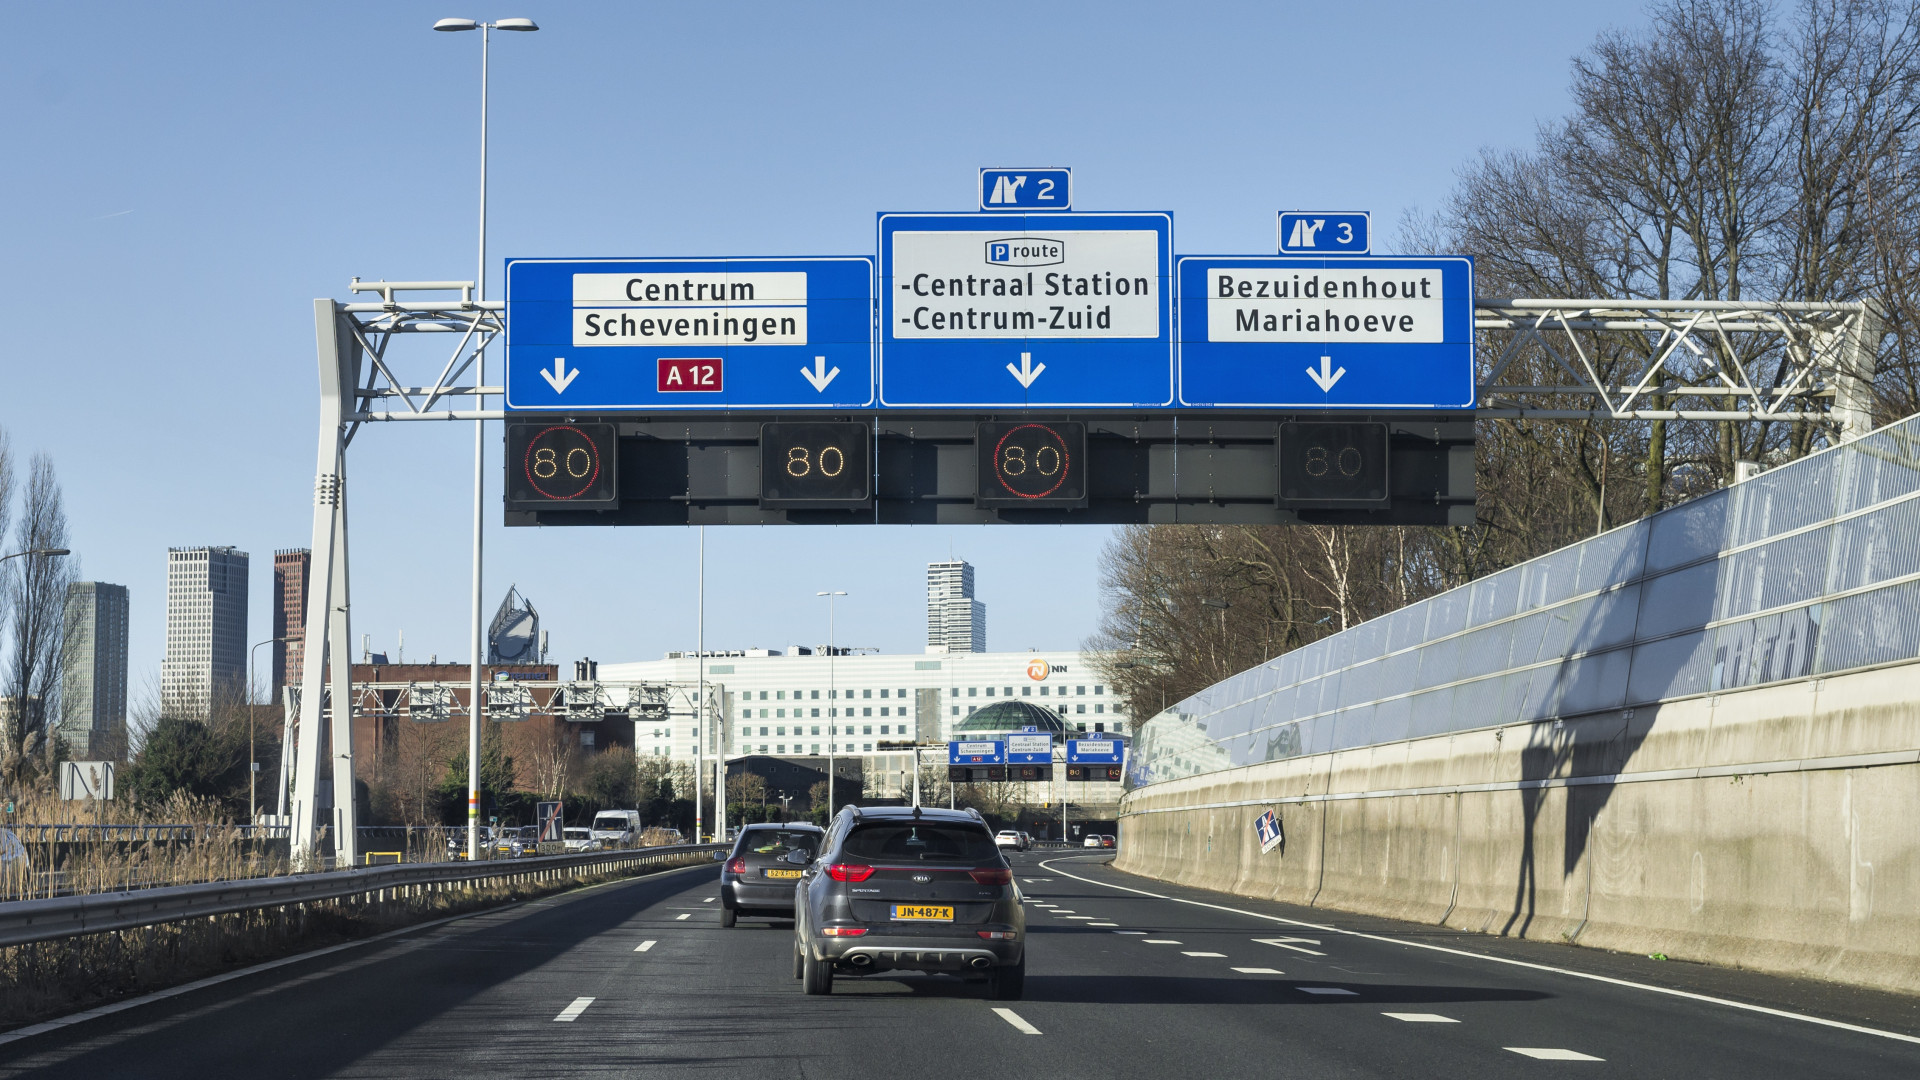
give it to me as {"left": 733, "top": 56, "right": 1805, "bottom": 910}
{"left": 952, "top": 700, "right": 1070, "bottom": 736}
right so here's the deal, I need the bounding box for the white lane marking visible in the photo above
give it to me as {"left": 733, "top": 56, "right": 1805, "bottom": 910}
{"left": 1066, "top": 916, "right": 1096, "bottom": 920}
{"left": 635, "top": 940, "right": 657, "bottom": 952}
{"left": 1112, "top": 930, "right": 1147, "bottom": 935}
{"left": 1182, "top": 951, "right": 1227, "bottom": 957}
{"left": 1506, "top": 1048, "right": 1604, "bottom": 1061}
{"left": 1297, "top": 987, "right": 1358, "bottom": 995}
{"left": 1088, "top": 922, "right": 1119, "bottom": 927}
{"left": 1035, "top": 856, "right": 1920, "bottom": 1048}
{"left": 1383, "top": 1012, "right": 1457, "bottom": 1022}
{"left": 1051, "top": 910, "right": 1077, "bottom": 914}
{"left": 703, "top": 897, "right": 715, "bottom": 903}
{"left": 675, "top": 913, "right": 690, "bottom": 921}
{"left": 993, "top": 1007, "right": 1042, "bottom": 1035}
{"left": 1234, "top": 967, "right": 1285, "bottom": 974}
{"left": 554, "top": 997, "right": 595, "bottom": 1022}
{"left": 1255, "top": 937, "right": 1327, "bottom": 956}
{"left": 1143, "top": 939, "right": 1183, "bottom": 944}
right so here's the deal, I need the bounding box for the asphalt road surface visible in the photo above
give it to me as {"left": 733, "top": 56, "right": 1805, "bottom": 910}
{"left": 3, "top": 850, "right": 1917, "bottom": 1078}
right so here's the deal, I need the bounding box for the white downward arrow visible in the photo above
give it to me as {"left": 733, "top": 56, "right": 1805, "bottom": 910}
{"left": 1305, "top": 355, "right": 1346, "bottom": 392}
{"left": 1006, "top": 351, "right": 1046, "bottom": 388}
{"left": 800, "top": 355, "right": 840, "bottom": 392}
{"left": 541, "top": 357, "right": 578, "bottom": 393}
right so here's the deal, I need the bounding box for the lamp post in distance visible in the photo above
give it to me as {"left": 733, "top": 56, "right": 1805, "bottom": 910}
{"left": 247, "top": 637, "right": 288, "bottom": 826}
{"left": 432, "top": 13, "right": 538, "bottom": 862}
{"left": 816, "top": 590, "right": 846, "bottom": 818}
{"left": 0, "top": 548, "right": 69, "bottom": 564}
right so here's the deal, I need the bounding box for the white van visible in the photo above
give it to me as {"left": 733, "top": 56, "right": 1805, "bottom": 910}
{"left": 590, "top": 809, "right": 642, "bottom": 848}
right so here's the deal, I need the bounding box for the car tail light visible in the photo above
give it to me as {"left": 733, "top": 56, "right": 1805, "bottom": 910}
{"left": 969, "top": 868, "right": 1014, "bottom": 886}
{"left": 821, "top": 926, "right": 868, "bottom": 937}
{"left": 726, "top": 858, "right": 745, "bottom": 875}
{"left": 977, "top": 930, "right": 1018, "bottom": 940}
{"left": 826, "top": 863, "right": 875, "bottom": 882}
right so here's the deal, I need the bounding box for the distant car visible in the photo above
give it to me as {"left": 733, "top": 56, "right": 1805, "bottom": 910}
{"left": 499, "top": 825, "right": 539, "bottom": 858}
{"left": 448, "top": 826, "right": 503, "bottom": 859}
{"left": 591, "top": 809, "right": 642, "bottom": 848}
{"left": 1018, "top": 832, "right": 1034, "bottom": 849}
{"left": 994, "top": 829, "right": 1027, "bottom": 852}
{"left": 563, "top": 827, "right": 599, "bottom": 852}
{"left": 719, "top": 823, "right": 825, "bottom": 928}
{"left": 1100, "top": 834, "right": 1116, "bottom": 848}
{"left": 1082, "top": 835, "right": 1103, "bottom": 848}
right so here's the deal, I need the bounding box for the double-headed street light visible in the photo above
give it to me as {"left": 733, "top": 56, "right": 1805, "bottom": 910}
{"left": 817, "top": 590, "right": 846, "bottom": 817}
{"left": 433, "top": 15, "right": 538, "bottom": 862}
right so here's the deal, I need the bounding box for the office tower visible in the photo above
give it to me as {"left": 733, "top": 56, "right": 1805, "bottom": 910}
{"left": 162, "top": 546, "right": 249, "bottom": 716}
{"left": 60, "top": 582, "right": 129, "bottom": 758}
{"left": 273, "top": 549, "right": 310, "bottom": 702}
{"left": 926, "top": 559, "right": 986, "bottom": 653}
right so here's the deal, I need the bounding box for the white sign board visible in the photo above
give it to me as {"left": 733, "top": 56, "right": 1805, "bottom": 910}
{"left": 60, "top": 760, "right": 114, "bottom": 801}
{"left": 1006, "top": 733, "right": 1053, "bottom": 758}
{"left": 888, "top": 228, "right": 1163, "bottom": 340}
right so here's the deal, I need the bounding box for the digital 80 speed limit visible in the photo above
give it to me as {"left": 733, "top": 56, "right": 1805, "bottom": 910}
{"left": 1278, "top": 421, "right": 1390, "bottom": 508}
{"left": 977, "top": 421, "right": 1087, "bottom": 508}
{"left": 759, "top": 422, "right": 871, "bottom": 508}
{"left": 504, "top": 422, "right": 618, "bottom": 509}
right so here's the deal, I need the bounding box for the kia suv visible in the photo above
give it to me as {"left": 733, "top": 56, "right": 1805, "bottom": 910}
{"left": 792, "top": 806, "right": 1025, "bottom": 998}
{"left": 719, "top": 823, "right": 824, "bottom": 927}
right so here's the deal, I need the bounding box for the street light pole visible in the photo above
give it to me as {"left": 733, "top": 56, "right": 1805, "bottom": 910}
{"left": 695, "top": 527, "right": 705, "bottom": 843}
{"left": 434, "top": 15, "right": 537, "bottom": 861}
{"left": 247, "top": 637, "right": 286, "bottom": 826}
{"left": 816, "top": 590, "right": 845, "bottom": 817}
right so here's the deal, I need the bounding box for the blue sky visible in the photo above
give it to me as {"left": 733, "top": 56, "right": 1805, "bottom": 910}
{"left": 0, "top": 1, "right": 1652, "bottom": 694}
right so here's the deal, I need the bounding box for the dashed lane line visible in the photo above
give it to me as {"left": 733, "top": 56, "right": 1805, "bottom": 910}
{"left": 1112, "top": 930, "right": 1147, "bottom": 935}
{"left": 674, "top": 913, "right": 691, "bottom": 921}
{"left": 1506, "top": 1048, "right": 1604, "bottom": 1061}
{"left": 1255, "top": 937, "right": 1327, "bottom": 956}
{"left": 1383, "top": 1012, "right": 1457, "bottom": 1022}
{"left": 1297, "top": 987, "right": 1359, "bottom": 996}
{"left": 1143, "top": 939, "right": 1183, "bottom": 945}
{"left": 1182, "top": 951, "right": 1227, "bottom": 958}
{"left": 635, "top": 941, "right": 657, "bottom": 952}
{"left": 1233, "top": 967, "right": 1285, "bottom": 975}
{"left": 1088, "top": 922, "right": 1119, "bottom": 927}
{"left": 993, "top": 1007, "right": 1042, "bottom": 1035}
{"left": 1035, "top": 855, "right": 1920, "bottom": 1049}
{"left": 703, "top": 897, "right": 715, "bottom": 903}
{"left": 554, "top": 997, "right": 595, "bottom": 1022}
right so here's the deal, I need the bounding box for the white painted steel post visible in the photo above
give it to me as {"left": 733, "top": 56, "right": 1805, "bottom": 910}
{"left": 694, "top": 527, "right": 704, "bottom": 843}
{"left": 817, "top": 590, "right": 845, "bottom": 816}
{"left": 465, "top": 21, "right": 492, "bottom": 863}
{"left": 327, "top": 476, "right": 358, "bottom": 868}
{"left": 292, "top": 301, "right": 349, "bottom": 868}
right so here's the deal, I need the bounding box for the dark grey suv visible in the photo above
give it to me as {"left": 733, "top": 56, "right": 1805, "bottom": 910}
{"left": 792, "top": 806, "right": 1025, "bottom": 998}
{"left": 719, "top": 823, "right": 824, "bottom": 927}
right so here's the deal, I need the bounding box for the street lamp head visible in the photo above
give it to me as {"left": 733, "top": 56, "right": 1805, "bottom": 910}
{"left": 495, "top": 17, "right": 539, "bottom": 30}
{"left": 816, "top": 590, "right": 847, "bottom": 597}
{"left": 433, "top": 18, "right": 478, "bottom": 31}
{"left": 40, "top": 548, "right": 71, "bottom": 557}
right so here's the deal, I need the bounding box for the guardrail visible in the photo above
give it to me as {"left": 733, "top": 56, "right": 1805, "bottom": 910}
{"left": 0, "top": 842, "right": 723, "bottom": 948}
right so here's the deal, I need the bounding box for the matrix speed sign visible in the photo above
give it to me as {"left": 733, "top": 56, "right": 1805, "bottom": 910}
{"left": 505, "top": 423, "right": 617, "bottom": 510}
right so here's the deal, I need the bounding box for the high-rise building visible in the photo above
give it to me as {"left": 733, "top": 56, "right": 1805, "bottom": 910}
{"left": 926, "top": 559, "right": 986, "bottom": 653}
{"left": 162, "top": 546, "right": 249, "bottom": 715}
{"left": 60, "top": 582, "right": 128, "bottom": 759}
{"left": 272, "top": 549, "right": 310, "bottom": 703}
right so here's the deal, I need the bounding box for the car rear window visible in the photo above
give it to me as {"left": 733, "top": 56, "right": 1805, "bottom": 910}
{"left": 842, "top": 823, "right": 998, "bottom": 862}
{"left": 738, "top": 829, "right": 821, "bottom": 857}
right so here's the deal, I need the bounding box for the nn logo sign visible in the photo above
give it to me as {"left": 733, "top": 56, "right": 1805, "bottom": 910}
{"left": 986, "top": 238, "right": 1065, "bottom": 267}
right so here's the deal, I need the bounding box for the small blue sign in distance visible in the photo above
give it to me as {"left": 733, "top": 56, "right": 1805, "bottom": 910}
{"left": 979, "top": 167, "right": 1071, "bottom": 211}
{"left": 1065, "top": 738, "right": 1124, "bottom": 764}
{"left": 877, "top": 212, "right": 1174, "bottom": 408}
{"left": 504, "top": 257, "right": 874, "bottom": 411}
{"left": 949, "top": 740, "right": 1005, "bottom": 765}
{"left": 1278, "top": 211, "right": 1370, "bottom": 255}
{"left": 1175, "top": 255, "right": 1475, "bottom": 409}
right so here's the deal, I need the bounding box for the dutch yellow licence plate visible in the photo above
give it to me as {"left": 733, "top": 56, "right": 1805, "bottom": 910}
{"left": 892, "top": 905, "right": 954, "bottom": 921}
{"left": 763, "top": 868, "right": 803, "bottom": 879}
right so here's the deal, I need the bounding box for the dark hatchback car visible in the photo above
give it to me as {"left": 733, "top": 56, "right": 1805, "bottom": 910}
{"left": 792, "top": 806, "right": 1025, "bottom": 998}
{"left": 719, "top": 823, "right": 825, "bottom": 927}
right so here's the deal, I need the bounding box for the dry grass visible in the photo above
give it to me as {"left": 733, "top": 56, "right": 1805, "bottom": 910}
{"left": 1, "top": 793, "right": 292, "bottom": 901}
{"left": 0, "top": 851, "right": 707, "bottom": 1030}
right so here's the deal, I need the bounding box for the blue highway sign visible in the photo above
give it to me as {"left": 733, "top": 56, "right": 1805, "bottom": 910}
{"left": 1278, "top": 211, "right": 1370, "bottom": 255}
{"left": 1175, "top": 256, "right": 1475, "bottom": 409}
{"left": 504, "top": 257, "right": 874, "bottom": 411}
{"left": 878, "top": 212, "right": 1174, "bottom": 408}
{"left": 1005, "top": 731, "right": 1054, "bottom": 765}
{"left": 949, "top": 740, "right": 1005, "bottom": 765}
{"left": 1066, "top": 738, "right": 1124, "bottom": 764}
{"left": 979, "top": 167, "right": 1071, "bottom": 211}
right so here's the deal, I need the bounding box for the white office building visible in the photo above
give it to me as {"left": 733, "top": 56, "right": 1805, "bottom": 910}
{"left": 600, "top": 648, "right": 1127, "bottom": 797}
{"left": 162, "top": 546, "right": 249, "bottom": 716}
{"left": 927, "top": 559, "right": 986, "bottom": 653}
{"left": 60, "top": 582, "right": 129, "bottom": 758}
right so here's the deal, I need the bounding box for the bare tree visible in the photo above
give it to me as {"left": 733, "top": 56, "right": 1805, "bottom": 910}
{"left": 4, "top": 454, "right": 74, "bottom": 787}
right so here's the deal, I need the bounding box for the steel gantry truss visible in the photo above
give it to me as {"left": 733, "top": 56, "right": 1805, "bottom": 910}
{"left": 288, "top": 282, "right": 1884, "bottom": 865}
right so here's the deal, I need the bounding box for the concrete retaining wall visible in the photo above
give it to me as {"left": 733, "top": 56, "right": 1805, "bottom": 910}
{"left": 1116, "top": 663, "right": 1920, "bottom": 995}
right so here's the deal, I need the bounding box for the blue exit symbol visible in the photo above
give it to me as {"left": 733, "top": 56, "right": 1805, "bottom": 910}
{"left": 1278, "top": 211, "right": 1370, "bottom": 254}
{"left": 980, "top": 167, "right": 1071, "bottom": 211}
